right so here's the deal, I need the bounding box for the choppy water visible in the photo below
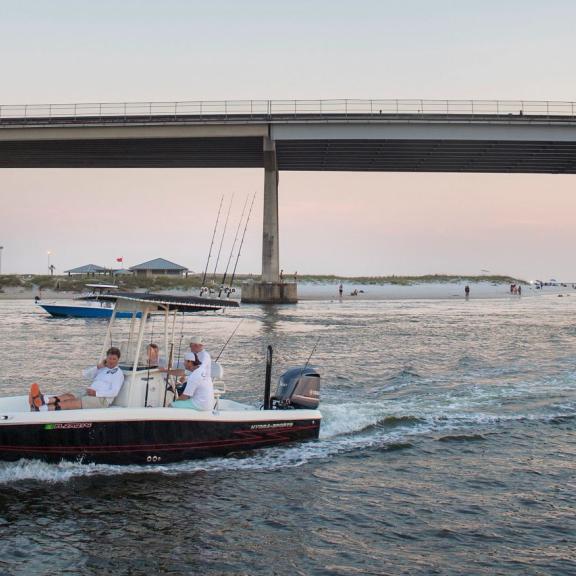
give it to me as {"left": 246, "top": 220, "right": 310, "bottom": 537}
{"left": 0, "top": 296, "right": 575, "bottom": 575}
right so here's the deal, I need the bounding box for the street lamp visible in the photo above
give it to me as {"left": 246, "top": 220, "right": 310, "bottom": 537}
{"left": 47, "top": 251, "right": 52, "bottom": 275}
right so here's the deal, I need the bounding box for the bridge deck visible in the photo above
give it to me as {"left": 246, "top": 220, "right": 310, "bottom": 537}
{"left": 1, "top": 109, "right": 576, "bottom": 173}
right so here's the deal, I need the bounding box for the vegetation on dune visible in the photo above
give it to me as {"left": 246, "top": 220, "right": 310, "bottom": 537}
{"left": 0, "top": 274, "right": 259, "bottom": 292}
{"left": 294, "top": 274, "right": 527, "bottom": 286}
{"left": 0, "top": 273, "right": 527, "bottom": 293}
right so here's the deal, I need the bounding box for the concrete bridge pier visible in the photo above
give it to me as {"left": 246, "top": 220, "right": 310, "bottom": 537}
{"left": 241, "top": 138, "right": 297, "bottom": 304}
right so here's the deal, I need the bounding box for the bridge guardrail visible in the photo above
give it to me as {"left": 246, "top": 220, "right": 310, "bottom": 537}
{"left": 0, "top": 99, "right": 575, "bottom": 120}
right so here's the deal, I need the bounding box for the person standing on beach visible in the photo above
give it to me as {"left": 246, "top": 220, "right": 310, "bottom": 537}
{"left": 338, "top": 283, "right": 343, "bottom": 298}
{"left": 465, "top": 285, "right": 470, "bottom": 298}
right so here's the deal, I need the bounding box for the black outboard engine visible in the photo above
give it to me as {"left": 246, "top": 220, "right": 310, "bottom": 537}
{"left": 272, "top": 366, "right": 321, "bottom": 409}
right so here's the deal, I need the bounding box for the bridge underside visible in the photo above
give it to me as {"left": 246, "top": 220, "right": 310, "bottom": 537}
{"left": 1, "top": 137, "right": 576, "bottom": 173}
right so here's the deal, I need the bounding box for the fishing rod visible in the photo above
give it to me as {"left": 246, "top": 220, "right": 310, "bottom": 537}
{"left": 303, "top": 336, "right": 321, "bottom": 371}
{"left": 212, "top": 193, "right": 234, "bottom": 282}
{"left": 173, "top": 311, "right": 186, "bottom": 374}
{"left": 202, "top": 194, "right": 224, "bottom": 287}
{"left": 162, "top": 343, "right": 175, "bottom": 407}
{"left": 144, "top": 315, "right": 156, "bottom": 408}
{"left": 221, "top": 194, "right": 250, "bottom": 289}
{"left": 229, "top": 191, "right": 256, "bottom": 289}
{"left": 215, "top": 318, "right": 244, "bottom": 362}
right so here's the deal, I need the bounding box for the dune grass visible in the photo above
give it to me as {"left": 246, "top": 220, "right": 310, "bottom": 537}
{"left": 294, "top": 274, "right": 527, "bottom": 286}
{"left": 0, "top": 273, "right": 527, "bottom": 293}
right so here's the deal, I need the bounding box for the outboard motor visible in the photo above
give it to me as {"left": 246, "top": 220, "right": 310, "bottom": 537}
{"left": 272, "top": 366, "right": 321, "bottom": 409}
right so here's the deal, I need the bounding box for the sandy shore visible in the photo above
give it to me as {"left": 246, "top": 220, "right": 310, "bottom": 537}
{"left": 296, "top": 281, "right": 575, "bottom": 300}
{"left": 2, "top": 281, "right": 575, "bottom": 302}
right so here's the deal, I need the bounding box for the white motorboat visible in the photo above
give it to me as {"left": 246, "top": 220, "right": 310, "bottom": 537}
{"left": 37, "top": 284, "right": 132, "bottom": 318}
{"left": 0, "top": 293, "right": 322, "bottom": 464}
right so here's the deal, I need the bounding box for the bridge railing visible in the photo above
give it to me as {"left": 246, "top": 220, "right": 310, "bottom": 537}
{"left": 0, "top": 99, "right": 575, "bottom": 120}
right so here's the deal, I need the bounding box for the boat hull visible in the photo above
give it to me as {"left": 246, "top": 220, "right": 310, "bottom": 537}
{"left": 0, "top": 409, "right": 321, "bottom": 465}
{"left": 39, "top": 304, "right": 140, "bottom": 319}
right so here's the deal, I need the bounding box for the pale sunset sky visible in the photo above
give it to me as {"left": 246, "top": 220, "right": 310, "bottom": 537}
{"left": 1, "top": 0, "right": 576, "bottom": 279}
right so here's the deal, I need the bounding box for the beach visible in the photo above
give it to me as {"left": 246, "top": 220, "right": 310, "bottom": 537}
{"left": 1, "top": 280, "right": 574, "bottom": 302}
{"left": 297, "top": 280, "right": 575, "bottom": 300}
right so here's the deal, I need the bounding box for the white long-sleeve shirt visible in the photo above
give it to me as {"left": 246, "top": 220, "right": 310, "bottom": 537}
{"left": 182, "top": 364, "right": 214, "bottom": 411}
{"left": 197, "top": 350, "right": 213, "bottom": 386}
{"left": 82, "top": 365, "right": 125, "bottom": 398}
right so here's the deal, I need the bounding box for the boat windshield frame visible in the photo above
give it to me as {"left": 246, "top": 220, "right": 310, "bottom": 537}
{"left": 99, "top": 293, "right": 239, "bottom": 378}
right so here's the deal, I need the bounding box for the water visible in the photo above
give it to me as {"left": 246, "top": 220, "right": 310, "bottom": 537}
{"left": 0, "top": 296, "right": 575, "bottom": 575}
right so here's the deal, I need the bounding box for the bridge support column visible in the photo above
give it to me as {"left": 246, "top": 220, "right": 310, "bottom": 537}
{"left": 241, "top": 137, "right": 297, "bottom": 304}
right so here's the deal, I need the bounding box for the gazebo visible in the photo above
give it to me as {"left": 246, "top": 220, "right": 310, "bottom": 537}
{"left": 64, "top": 264, "right": 110, "bottom": 277}
{"left": 129, "top": 258, "right": 189, "bottom": 277}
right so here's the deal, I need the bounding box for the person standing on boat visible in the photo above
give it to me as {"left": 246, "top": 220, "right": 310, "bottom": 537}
{"left": 171, "top": 352, "right": 214, "bottom": 411}
{"left": 28, "top": 347, "right": 124, "bottom": 411}
{"left": 189, "top": 336, "right": 212, "bottom": 384}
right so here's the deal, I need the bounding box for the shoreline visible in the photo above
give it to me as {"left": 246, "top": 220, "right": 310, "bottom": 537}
{"left": 1, "top": 281, "right": 574, "bottom": 302}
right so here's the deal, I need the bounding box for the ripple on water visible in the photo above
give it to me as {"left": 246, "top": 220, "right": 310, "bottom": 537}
{"left": 1, "top": 298, "right": 576, "bottom": 575}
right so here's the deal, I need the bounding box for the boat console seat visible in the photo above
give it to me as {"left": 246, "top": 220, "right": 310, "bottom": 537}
{"left": 111, "top": 362, "right": 226, "bottom": 409}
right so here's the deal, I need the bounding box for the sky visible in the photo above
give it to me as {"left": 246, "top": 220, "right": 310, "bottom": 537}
{"left": 1, "top": 0, "right": 576, "bottom": 279}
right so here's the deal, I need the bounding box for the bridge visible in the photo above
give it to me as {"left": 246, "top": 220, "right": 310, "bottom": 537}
{"left": 2, "top": 98, "right": 576, "bottom": 302}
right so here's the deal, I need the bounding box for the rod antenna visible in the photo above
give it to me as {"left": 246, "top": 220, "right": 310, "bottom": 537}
{"left": 212, "top": 193, "right": 234, "bottom": 281}
{"left": 222, "top": 194, "right": 250, "bottom": 287}
{"left": 215, "top": 318, "right": 244, "bottom": 362}
{"left": 202, "top": 194, "right": 224, "bottom": 286}
{"left": 229, "top": 191, "right": 256, "bottom": 288}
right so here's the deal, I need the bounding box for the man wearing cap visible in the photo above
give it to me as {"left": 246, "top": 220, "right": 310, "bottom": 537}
{"left": 171, "top": 351, "right": 214, "bottom": 411}
{"left": 189, "top": 336, "right": 211, "bottom": 368}
{"left": 189, "top": 335, "right": 213, "bottom": 387}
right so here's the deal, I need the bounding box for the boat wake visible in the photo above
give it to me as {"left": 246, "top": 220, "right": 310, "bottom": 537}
{"left": 1, "top": 391, "right": 574, "bottom": 484}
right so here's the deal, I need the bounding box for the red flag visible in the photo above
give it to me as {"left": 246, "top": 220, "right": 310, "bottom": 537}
{"left": 116, "top": 257, "right": 123, "bottom": 263}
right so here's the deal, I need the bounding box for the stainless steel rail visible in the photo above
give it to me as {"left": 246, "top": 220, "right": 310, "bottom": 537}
{"left": 0, "top": 99, "right": 575, "bottom": 120}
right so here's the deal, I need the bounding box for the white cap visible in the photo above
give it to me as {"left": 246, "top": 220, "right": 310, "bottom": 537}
{"left": 184, "top": 352, "right": 196, "bottom": 361}
{"left": 189, "top": 336, "right": 204, "bottom": 345}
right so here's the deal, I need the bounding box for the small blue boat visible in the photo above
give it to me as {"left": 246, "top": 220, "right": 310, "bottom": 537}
{"left": 38, "top": 303, "right": 140, "bottom": 319}
{"left": 37, "top": 284, "right": 140, "bottom": 319}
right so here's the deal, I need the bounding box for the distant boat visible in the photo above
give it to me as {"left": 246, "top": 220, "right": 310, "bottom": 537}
{"left": 37, "top": 284, "right": 138, "bottom": 319}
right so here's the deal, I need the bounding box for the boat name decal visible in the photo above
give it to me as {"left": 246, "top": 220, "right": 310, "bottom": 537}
{"left": 44, "top": 422, "right": 93, "bottom": 430}
{"left": 250, "top": 422, "right": 294, "bottom": 430}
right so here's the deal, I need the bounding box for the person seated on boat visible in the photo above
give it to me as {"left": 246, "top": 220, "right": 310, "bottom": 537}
{"left": 171, "top": 352, "right": 214, "bottom": 411}
{"left": 28, "top": 347, "right": 124, "bottom": 411}
{"left": 159, "top": 336, "right": 212, "bottom": 394}
{"left": 168, "top": 334, "right": 213, "bottom": 378}
{"left": 146, "top": 343, "right": 166, "bottom": 368}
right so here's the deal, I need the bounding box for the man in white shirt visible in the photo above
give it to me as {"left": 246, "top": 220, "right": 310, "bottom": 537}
{"left": 168, "top": 335, "right": 213, "bottom": 396}
{"left": 29, "top": 347, "right": 125, "bottom": 411}
{"left": 189, "top": 336, "right": 212, "bottom": 386}
{"left": 171, "top": 352, "right": 214, "bottom": 411}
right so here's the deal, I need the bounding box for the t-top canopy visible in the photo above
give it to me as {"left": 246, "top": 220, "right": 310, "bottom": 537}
{"left": 85, "top": 284, "right": 119, "bottom": 290}
{"left": 113, "top": 292, "right": 240, "bottom": 313}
